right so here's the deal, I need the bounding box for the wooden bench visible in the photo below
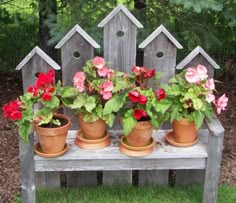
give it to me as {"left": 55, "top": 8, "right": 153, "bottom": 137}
{"left": 17, "top": 4, "right": 224, "bottom": 203}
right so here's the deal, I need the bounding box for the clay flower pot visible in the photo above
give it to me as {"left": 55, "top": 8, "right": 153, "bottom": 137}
{"left": 34, "top": 114, "right": 71, "bottom": 154}
{"left": 172, "top": 118, "right": 197, "bottom": 143}
{"left": 126, "top": 120, "right": 154, "bottom": 147}
{"left": 78, "top": 114, "right": 106, "bottom": 140}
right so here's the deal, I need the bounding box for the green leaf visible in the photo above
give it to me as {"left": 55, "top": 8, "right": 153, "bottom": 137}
{"left": 122, "top": 115, "right": 137, "bottom": 136}
{"left": 70, "top": 94, "right": 87, "bottom": 109}
{"left": 18, "top": 120, "right": 32, "bottom": 143}
{"left": 192, "top": 98, "right": 203, "bottom": 110}
{"left": 52, "top": 119, "right": 61, "bottom": 126}
{"left": 61, "top": 87, "right": 78, "bottom": 98}
{"left": 84, "top": 96, "right": 96, "bottom": 112}
{"left": 83, "top": 113, "right": 100, "bottom": 122}
{"left": 152, "top": 99, "right": 172, "bottom": 114}
{"left": 103, "top": 94, "right": 126, "bottom": 115}
{"left": 193, "top": 111, "right": 204, "bottom": 129}
{"left": 43, "top": 95, "right": 60, "bottom": 109}
{"left": 103, "top": 114, "right": 115, "bottom": 127}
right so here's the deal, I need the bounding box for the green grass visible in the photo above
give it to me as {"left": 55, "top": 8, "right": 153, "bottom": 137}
{"left": 13, "top": 185, "right": 236, "bottom": 203}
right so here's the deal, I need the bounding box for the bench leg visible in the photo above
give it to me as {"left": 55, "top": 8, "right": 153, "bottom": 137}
{"left": 203, "top": 134, "right": 224, "bottom": 203}
{"left": 19, "top": 134, "right": 36, "bottom": 203}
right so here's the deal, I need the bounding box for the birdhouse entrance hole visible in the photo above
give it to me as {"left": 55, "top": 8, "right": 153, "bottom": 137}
{"left": 35, "top": 72, "right": 40, "bottom": 78}
{"left": 156, "top": 51, "right": 164, "bottom": 58}
{"left": 116, "top": 30, "right": 125, "bottom": 37}
{"left": 73, "top": 51, "right": 81, "bottom": 59}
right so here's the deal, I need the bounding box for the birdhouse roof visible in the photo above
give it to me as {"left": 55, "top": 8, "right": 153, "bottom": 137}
{"left": 55, "top": 24, "right": 100, "bottom": 49}
{"left": 176, "top": 46, "right": 220, "bottom": 70}
{"left": 16, "top": 46, "right": 61, "bottom": 70}
{"left": 139, "top": 24, "right": 183, "bottom": 49}
{"left": 98, "top": 4, "right": 143, "bottom": 28}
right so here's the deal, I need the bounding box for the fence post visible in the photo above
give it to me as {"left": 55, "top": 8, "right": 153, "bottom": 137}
{"left": 55, "top": 24, "right": 100, "bottom": 187}
{"left": 98, "top": 4, "right": 143, "bottom": 185}
{"left": 16, "top": 46, "right": 61, "bottom": 202}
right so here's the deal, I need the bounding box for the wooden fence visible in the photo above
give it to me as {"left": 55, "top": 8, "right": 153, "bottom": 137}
{"left": 16, "top": 4, "right": 224, "bottom": 203}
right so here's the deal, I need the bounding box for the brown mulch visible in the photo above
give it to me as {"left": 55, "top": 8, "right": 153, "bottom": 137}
{"left": 0, "top": 72, "right": 235, "bottom": 203}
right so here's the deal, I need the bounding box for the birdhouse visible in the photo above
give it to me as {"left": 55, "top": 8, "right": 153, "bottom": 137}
{"left": 176, "top": 46, "right": 220, "bottom": 77}
{"left": 98, "top": 4, "right": 143, "bottom": 72}
{"left": 16, "top": 46, "right": 60, "bottom": 93}
{"left": 139, "top": 24, "right": 183, "bottom": 83}
{"left": 55, "top": 24, "right": 100, "bottom": 86}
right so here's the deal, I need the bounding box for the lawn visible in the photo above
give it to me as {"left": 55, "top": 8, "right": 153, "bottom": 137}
{"left": 13, "top": 184, "right": 236, "bottom": 203}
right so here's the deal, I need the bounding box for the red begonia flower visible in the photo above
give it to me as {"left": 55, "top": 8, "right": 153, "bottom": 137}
{"left": 133, "top": 108, "right": 148, "bottom": 120}
{"left": 155, "top": 89, "right": 166, "bottom": 101}
{"left": 128, "top": 90, "right": 140, "bottom": 103}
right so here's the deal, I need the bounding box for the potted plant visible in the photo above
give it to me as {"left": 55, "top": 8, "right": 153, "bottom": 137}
{"left": 63, "top": 57, "right": 133, "bottom": 149}
{"left": 164, "top": 64, "right": 228, "bottom": 146}
{"left": 3, "top": 69, "right": 71, "bottom": 157}
{"left": 103, "top": 66, "right": 171, "bottom": 156}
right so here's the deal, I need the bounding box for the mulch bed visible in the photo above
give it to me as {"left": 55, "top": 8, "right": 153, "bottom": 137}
{"left": 0, "top": 73, "right": 235, "bottom": 203}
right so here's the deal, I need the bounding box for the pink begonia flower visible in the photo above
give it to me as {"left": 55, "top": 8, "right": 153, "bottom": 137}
{"left": 73, "top": 71, "right": 85, "bottom": 92}
{"left": 185, "top": 67, "right": 201, "bottom": 84}
{"left": 102, "top": 81, "right": 113, "bottom": 92}
{"left": 205, "top": 92, "right": 215, "bottom": 103}
{"left": 215, "top": 94, "right": 228, "bottom": 114}
{"left": 107, "top": 69, "right": 115, "bottom": 79}
{"left": 102, "top": 91, "right": 112, "bottom": 100}
{"left": 205, "top": 78, "right": 215, "bottom": 91}
{"left": 92, "top": 57, "right": 105, "bottom": 69}
{"left": 97, "top": 66, "right": 109, "bottom": 77}
{"left": 99, "top": 81, "right": 113, "bottom": 100}
{"left": 197, "top": 65, "right": 208, "bottom": 80}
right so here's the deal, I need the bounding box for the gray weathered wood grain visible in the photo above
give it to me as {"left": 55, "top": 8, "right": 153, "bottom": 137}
{"left": 203, "top": 116, "right": 224, "bottom": 203}
{"left": 142, "top": 33, "right": 177, "bottom": 84}
{"left": 175, "top": 169, "right": 205, "bottom": 185}
{"left": 19, "top": 134, "right": 36, "bottom": 203}
{"left": 103, "top": 171, "right": 132, "bottom": 186}
{"left": 102, "top": 10, "right": 138, "bottom": 73}
{"left": 176, "top": 46, "right": 220, "bottom": 77}
{"left": 139, "top": 170, "right": 169, "bottom": 185}
{"left": 66, "top": 171, "right": 97, "bottom": 187}
{"left": 34, "top": 130, "right": 208, "bottom": 171}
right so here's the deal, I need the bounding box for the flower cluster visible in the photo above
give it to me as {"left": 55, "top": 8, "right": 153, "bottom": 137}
{"left": 165, "top": 64, "right": 228, "bottom": 128}
{"left": 64, "top": 57, "right": 133, "bottom": 127}
{"left": 28, "top": 69, "right": 55, "bottom": 101}
{"left": 184, "top": 65, "right": 228, "bottom": 114}
{"left": 3, "top": 99, "right": 23, "bottom": 120}
{"left": 103, "top": 66, "right": 170, "bottom": 135}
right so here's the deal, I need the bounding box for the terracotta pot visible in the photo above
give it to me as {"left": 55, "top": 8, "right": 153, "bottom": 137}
{"left": 172, "top": 118, "right": 197, "bottom": 143}
{"left": 34, "top": 114, "right": 71, "bottom": 154}
{"left": 126, "top": 120, "right": 153, "bottom": 147}
{"left": 78, "top": 114, "right": 106, "bottom": 140}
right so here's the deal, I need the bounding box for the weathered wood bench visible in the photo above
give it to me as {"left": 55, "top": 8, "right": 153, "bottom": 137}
{"left": 17, "top": 4, "right": 224, "bottom": 203}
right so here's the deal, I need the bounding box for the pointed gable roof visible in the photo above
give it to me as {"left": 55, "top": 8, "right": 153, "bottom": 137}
{"left": 16, "top": 46, "right": 60, "bottom": 70}
{"left": 139, "top": 24, "right": 183, "bottom": 49}
{"left": 176, "top": 46, "right": 220, "bottom": 70}
{"left": 55, "top": 24, "right": 100, "bottom": 49}
{"left": 98, "top": 4, "right": 143, "bottom": 28}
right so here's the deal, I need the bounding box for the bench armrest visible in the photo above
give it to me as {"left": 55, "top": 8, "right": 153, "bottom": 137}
{"left": 204, "top": 114, "right": 224, "bottom": 137}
